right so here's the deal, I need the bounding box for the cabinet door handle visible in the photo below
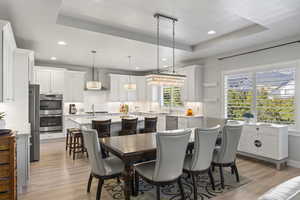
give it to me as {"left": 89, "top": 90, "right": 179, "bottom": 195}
{"left": 256, "top": 127, "right": 259, "bottom": 131}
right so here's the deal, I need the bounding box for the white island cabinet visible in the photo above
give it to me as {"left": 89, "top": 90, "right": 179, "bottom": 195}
{"left": 0, "top": 21, "right": 17, "bottom": 102}
{"left": 238, "top": 124, "right": 288, "bottom": 169}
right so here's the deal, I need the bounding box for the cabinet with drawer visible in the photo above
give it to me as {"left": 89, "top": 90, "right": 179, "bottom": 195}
{"left": 238, "top": 124, "right": 288, "bottom": 169}
{"left": 0, "top": 133, "right": 16, "bottom": 200}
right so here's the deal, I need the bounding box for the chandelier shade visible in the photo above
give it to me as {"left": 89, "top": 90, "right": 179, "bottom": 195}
{"left": 86, "top": 50, "right": 102, "bottom": 90}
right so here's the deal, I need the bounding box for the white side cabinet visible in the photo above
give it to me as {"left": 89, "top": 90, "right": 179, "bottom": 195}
{"left": 238, "top": 124, "right": 288, "bottom": 169}
{"left": 64, "top": 71, "right": 85, "bottom": 102}
{"left": 34, "top": 67, "right": 65, "bottom": 94}
{"left": 136, "top": 76, "right": 147, "bottom": 101}
{"left": 0, "top": 21, "right": 17, "bottom": 102}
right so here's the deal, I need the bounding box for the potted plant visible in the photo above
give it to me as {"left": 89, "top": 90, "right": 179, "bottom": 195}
{"left": 243, "top": 112, "right": 254, "bottom": 123}
{"left": 0, "top": 112, "right": 6, "bottom": 129}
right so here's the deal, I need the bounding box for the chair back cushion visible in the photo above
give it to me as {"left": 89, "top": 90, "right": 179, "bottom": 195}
{"left": 82, "top": 129, "right": 106, "bottom": 176}
{"left": 144, "top": 117, "right": 157, "bottom": 133}
{"left": 190, "top": 125, "right": 220, "bottom": 171}
{"left": 92, "top": 119, "right": 111, "bottom": 138}
{"left": 122, "top": 118, "right": 138, "bottom": 131}
{"left": 153, "top": 129, "right": 191, "bottom": 182}
{"left": 215, "top": 124, "right": 243, "bottom": 164}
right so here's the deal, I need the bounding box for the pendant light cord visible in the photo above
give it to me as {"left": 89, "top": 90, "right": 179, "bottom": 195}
{"left": 128, "top": 56, "right": 132, "bottom": 83}
{"left": 172, "top": 20, "right": 175, "bottom": 74}
{"left": 157, "top": 16, "right": 160, "bottom": 74}
{"left": 91, "top": 50, "right": 96, "bottom": 81}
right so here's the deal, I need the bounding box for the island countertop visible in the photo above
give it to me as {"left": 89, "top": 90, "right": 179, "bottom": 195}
{"left": 70, "top": 115, "right": 145, "bottom": 126}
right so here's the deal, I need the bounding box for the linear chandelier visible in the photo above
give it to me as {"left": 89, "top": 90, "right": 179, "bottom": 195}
{"left": 146, "top": 13, "right": 186, "bottom": 86}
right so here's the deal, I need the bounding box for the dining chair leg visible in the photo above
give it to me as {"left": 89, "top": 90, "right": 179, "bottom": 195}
{"left": 66, "top": 131, "right": 69, "bottom": 151}
{"left": 212, "top": 164, "right": 215, "bottom": 172}
{"left": 134, "top": 172, "right": 139, "bottom": 196}
{"left": 219, "top": 166, "right": 225, "bottom": 189}
{"left": 73, "top": 136, "right": 77, "bottom": 160}
{"left": 208, "top": 168, "right": 215, "bottom": 191}
{"left": 231, "top": 166, "right": 234, "bottom": 174}
{"left": 191, "top": 173, "right": 197, "bottom": 200}
{"left": 232, "top": 163, "right": 240, "bottom": 182}
{"left": 87, "top": 173, "right": 93, "bottom": 193}
{"left": 96, "top": 178, "right": 104, "bottom": 200}
{"left": 156, "top": 185, "right": 160, "bottom": 200}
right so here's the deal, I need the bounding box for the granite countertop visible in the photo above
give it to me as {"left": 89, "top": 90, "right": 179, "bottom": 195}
{"left": 71, "top": 116, "right": 144, "bottom": 125}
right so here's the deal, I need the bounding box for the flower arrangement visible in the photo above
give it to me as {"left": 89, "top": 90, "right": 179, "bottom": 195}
{"left": 243, "top": 112, "right": 254, "bottom": 123}
{"left": 242, "top": 112, "right": 254, "bottom": 119}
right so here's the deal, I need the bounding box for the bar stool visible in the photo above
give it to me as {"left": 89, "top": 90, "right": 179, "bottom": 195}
{"left": 119, "top": 118, "right": 138, "bottom": 136}
{"left": 139, "top": 117, "right": 157, "bottom": 133}
{"left": 66, "top": 128, "right": 80, "bottom": 154}
{"left": 92, "top": 119, "right": 111, "bottom": 158}
{"left": 69, "top": 128, "right": 87, "bottom": 160}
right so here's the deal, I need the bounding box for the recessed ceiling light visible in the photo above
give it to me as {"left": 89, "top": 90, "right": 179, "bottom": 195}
{"left": 135, "top": 67, "right": 140, "bottom": 70}
{"left": 57, "top": 41, "right": 67, "bottom": 46}
{"left": 162, "top": 58, "right": 167, "bottom": 61}
{"left": 50, "top": 57, "right": 57, "bottom": 60}
{"left": 208, "top": 30, "right": 216, "bottom": 35}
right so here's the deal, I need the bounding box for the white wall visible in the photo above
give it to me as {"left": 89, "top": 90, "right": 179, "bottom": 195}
{"left": 203, "top": 35, "right": 300, "bottom": 165}
{"left": 0, "top": 49, "right": 30, "bottom": 133}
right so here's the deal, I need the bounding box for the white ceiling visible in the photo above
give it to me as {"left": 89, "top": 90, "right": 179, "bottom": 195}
{"left": 0, "top": 0, "right": 300, "bottom": 71}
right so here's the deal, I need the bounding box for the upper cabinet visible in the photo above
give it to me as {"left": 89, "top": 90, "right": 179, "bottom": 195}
{"left": 34, "top": 67, "right": 65, "bottom": 94}
{"left": 64, "top": 71, "right": 85, "bottom": 103}
{"left": 179, "top": 65, "right": 203, "bottom": 102}
{"left": 109, "top": 74, "right": 146, "bottom": 102}
{"left": 0, "top": 21, "right": 17, "bottom": 102}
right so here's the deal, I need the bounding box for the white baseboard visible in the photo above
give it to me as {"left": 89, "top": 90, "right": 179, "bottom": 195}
{"left": 287, "top": 159, "right": 300, "bottom": 168}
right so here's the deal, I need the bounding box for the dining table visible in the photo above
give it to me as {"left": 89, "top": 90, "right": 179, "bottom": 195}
{"left": 100, "top": 131, "right": 195, "bottom": 200}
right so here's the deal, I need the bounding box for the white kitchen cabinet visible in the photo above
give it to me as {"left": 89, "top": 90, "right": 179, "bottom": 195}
{"left": 34, "top": 67, "right": 65, "bottom": 94}
{"left": 147, "top": 85, "right": 159, "bottom": 102}
{"left": 238, "top": 124, "right": 288, "bottom": 169}
{"left": 28, "top": 51, "right": 35, "bottom": 84}
{"left": 127, "top": 75, "right": 137, "bottom": 101}
{"left": 136, "top": 76, "right": 147, "bottom": 101}
{"left": 0, "top": 21, "right": 16, "bottom": 102}
{"left": 179, "top": 65, "right": 203, "bottom": 102}
{"left": 110, "top": 74, "right": 145, "bottom": 102}
{"left": 51, "top": 70, "right": 65, "bottom": 93}
{"left": 64, "top": 71, "right": 85, "bottom": 102}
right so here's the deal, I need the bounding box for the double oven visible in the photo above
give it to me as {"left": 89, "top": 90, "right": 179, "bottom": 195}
{"left": 40, "top": 94, "right": 63, "bottom": 133}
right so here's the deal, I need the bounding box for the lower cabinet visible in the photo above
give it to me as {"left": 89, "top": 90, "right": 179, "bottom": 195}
{"left": 166, "top": 116, "right": 203, "bottom": 130}
{"left": 238, "top": 124, "right": 288, "bottom": 167}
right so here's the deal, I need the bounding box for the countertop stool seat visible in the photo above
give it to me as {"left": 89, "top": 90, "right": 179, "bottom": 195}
{"left": 119, "top": 118, "right": 138, "bottom": 136}
{"left": 134, "top": 129, "right": 192, "bottom": 200}
{"left": 139, "top": 117, "right": 157, "bottom": 134}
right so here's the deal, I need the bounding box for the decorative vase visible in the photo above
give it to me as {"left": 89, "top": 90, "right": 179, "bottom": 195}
{"left": 0, "top": 119, "right": 6, "bottom": 129}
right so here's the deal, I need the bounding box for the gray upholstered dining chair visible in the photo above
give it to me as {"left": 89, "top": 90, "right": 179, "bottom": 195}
{"left": 212, "top": 124, "right": 243, "bottom": 189}
{"left": 82, "top": 129, "right": 125, "bottom": 200}
{"left": 134, "top": 129, "right": 192, "bottom": 200}
{"left": 183, "top": 125, "right": 220, "bottom": 200}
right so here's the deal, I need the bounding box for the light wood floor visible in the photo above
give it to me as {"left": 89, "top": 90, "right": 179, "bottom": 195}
{"left": 19, "top": 140, "right": 300, "bottom": 200}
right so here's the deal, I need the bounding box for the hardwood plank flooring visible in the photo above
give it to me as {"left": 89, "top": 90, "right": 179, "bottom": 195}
{"left": 19, "top": 140, "right": 300, "bottom": 200}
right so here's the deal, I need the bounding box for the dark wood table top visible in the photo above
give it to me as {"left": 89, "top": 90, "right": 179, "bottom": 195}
{"left": 100, "top": 131, "right": 195, "bottom": 159}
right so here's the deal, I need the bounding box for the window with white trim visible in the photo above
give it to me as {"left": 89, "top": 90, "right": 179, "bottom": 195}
{"left": 162, "top": 87, "right": 183, "bottom": 107}
{"left": 224, "top": 68, "right": 295, "bottom": 124}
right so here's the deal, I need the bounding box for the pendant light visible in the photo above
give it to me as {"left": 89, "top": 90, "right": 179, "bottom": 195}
{"left": 146, "top": 13, "right": 186, "bottom": 86}
{"left": 86, "top": 50, "right": 102, "bottom": 90}
{"left": 124, "top": 56, "right": 137, "bottom": 91}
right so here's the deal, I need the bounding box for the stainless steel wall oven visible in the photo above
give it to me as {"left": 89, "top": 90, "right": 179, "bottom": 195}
{"left": 40, "top": 94, "right": 63, "bottom": 132}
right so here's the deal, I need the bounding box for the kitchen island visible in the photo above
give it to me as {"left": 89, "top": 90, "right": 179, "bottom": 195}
{"left": 70, "top": 115, "right": 145, "bottom": 136}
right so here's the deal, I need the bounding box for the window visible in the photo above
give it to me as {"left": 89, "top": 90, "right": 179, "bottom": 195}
{"left": 162, "top": 87, "right": 183, "bottom": 106}
{"left": 224, "top": 68, "right": 295, "bottom": 124}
